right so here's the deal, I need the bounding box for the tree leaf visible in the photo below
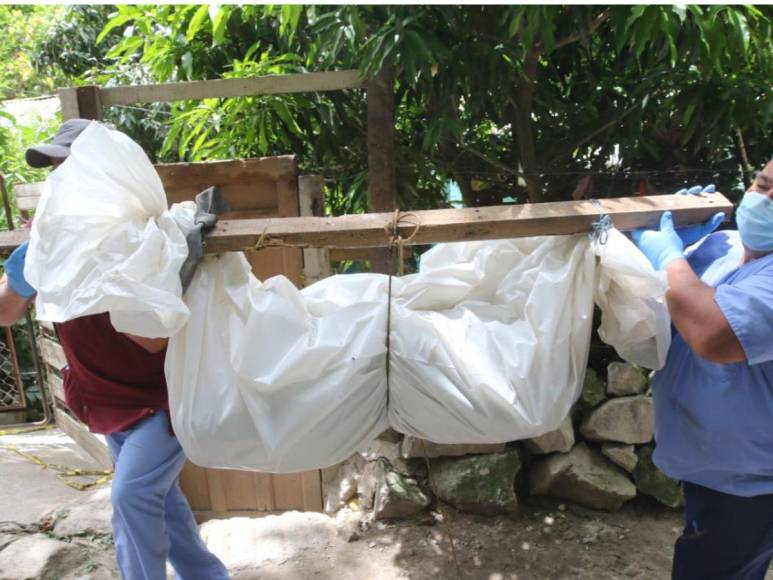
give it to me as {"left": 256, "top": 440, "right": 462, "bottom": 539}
{"left": 186, "top": 5, "right": 209, "bottom": 42}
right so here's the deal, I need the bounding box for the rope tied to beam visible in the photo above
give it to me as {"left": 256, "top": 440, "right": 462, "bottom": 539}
{"left": 588, "top": 198, "right": 613, "bottom": 245}
{"left": 382, "top": 209, "right": 462, "bottom": 578}
{"left": 384, "top": 209, "right": 421, "bottom": 276}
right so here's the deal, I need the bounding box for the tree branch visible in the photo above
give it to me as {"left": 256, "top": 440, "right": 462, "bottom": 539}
{"left": 545, "top": 102, "right": 641, "bottom": 168}
{"left": 553, "top": 9, "right": 610, "bottom": 51}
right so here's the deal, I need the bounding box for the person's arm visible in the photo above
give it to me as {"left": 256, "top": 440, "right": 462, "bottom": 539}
{"left": 663, "top": 259, "right": 745, "bottom": 363}
{"left": 123, "top": 334, "right": 168, "bottom": 353}
{"left": 632, "top": 211, "right": 745, "bottom": 364}
{"left": 0, "top": 273, "right": 34, "bottom": 326}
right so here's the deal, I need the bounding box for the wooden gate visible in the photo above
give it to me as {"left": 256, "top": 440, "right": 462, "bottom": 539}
{"left": 32, "top": 155, "right": 325, "bottom": 516}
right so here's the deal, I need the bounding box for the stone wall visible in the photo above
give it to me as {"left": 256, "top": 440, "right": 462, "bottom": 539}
{"left": 322, "top": 363, "right": 681, "bottom": 521}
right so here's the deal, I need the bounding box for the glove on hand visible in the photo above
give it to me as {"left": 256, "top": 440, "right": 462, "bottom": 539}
{"left": 673, "top": 183, "right": 724, "bottom": 246}
{"left": 631, "top": 211, "right": 685, "bottom": 271}
{"left": 179, "top": 186, "right": 230, "bottom": 293}
{"left": 4, "top": 241, "right": 36, "bottom": 298}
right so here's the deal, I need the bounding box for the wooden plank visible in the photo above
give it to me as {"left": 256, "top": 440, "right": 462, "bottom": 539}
{"left": 54, "top": 407, "right": 112, "bottom": 470}
{"left": 0, "top": 229, "right": 31, "bottom": 255}
{"left": 272, "top": 473, "right": 304, "bottom": 511}
{"left": 179, "top": 462, "right": 212, "bottom": 512}
{"left": 254, "top": 473, "right": 276, "bottom": 512}
{"left": 299, "top": 175, "right": 332, "bottom": 286}
{"left": 0, "top": 193, "right": 734, "bottom": 255}
{"left": 58, "top": 87, "right": 80, "bottom": 121}
{"left": 58, "top": 86, "right": 103, "bottom": 121}
{"left": 99, "top": 70, "right": 364, "bottom": 106}
{"left": 13, "top": 182, "right": 43, "bottom": 212}
{"left": 224, "top": 471, "right": 259, "bottom": 511}
{"left": 203, "top": 193, "right": 734, "bottom": 252}
{"left": 12, "top": 157, "right": 295, "bottom": 214}
{"left": 47, "top": 372, "right": 65, "bottom": 404}
{"left": 39, "top": 337, "right": 67, "bottom": 371}
{"left": 300, "top": 471, "right": 323, "bottom": 512}
{"left": 205, "top": 469, "right": 229, "bottom": 513}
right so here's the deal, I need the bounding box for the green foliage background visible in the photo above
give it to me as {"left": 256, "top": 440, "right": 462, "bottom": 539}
{"left": 2, "top": 4, "right": 770, "bottom": 215}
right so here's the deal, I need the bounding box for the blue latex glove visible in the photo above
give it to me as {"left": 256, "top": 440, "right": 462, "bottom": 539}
{"left": 675, "top": 183, "right": 716, "bottom": 196}
{"left": 3, "top": 241, "right": 36, "bottom": 298}
{"left": 673, "top": 184, "right": 724, "bottom": 246}
{"left": 631, "top": 212, "right": 685, "bottom": 270}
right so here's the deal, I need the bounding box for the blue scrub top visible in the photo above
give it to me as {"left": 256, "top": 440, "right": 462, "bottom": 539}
{"left": 653, "top": 231, "right": 773, "bottom": 497}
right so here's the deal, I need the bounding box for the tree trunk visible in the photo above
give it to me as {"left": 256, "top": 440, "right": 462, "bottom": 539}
{"left": 511, "top": 50, "right": 544, "bottom": 204}
{"left": 367, "top": 67, "right": 397, "bottom": 273}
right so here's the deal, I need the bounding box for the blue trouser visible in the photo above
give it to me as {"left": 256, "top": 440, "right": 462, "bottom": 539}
{"left": 673, "top": 482, "right": 773, "bottom": 580}
{"left": 106, "top": 412, "right": 229, "bottom": 580}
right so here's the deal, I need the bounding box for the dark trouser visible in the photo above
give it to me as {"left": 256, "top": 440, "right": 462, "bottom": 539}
{"left": 673, "top": 482, "right": 773, "bottom": 580}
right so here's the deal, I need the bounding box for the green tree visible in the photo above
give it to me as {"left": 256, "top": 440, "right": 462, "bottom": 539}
{"left": 0, "top": 5, "right": 65, "bottom": 99}
{"left": 92, "top": 6, "right": 773, "bottom": 211}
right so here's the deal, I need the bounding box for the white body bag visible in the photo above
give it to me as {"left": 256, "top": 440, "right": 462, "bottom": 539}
{"left": 26, "top": 123, "right": 670, "bottom": 472}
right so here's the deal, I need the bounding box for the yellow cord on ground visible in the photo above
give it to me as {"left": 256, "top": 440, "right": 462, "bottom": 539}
{"left": 0, "top": 426, "right": 112, "bottom": 491}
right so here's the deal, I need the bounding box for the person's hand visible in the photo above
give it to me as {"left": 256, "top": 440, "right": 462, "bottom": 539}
{"left": 3, "top": 241, "right": 36, "bottom": 298}
{"left": 631, "top": 212, "right": 685, "bottom": 270}
{"left": 673, "top": 183, "right": 724, "bottom": 246}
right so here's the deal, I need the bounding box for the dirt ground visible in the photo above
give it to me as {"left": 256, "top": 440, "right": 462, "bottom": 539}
{"left": 226, "top": 499, "right": 684, "bottom": 580}
{"left": 48, "top": 497, "right": 691, "bottom": 580}
{"left": 3, "top": 428, "right": 772, "bottom": 580}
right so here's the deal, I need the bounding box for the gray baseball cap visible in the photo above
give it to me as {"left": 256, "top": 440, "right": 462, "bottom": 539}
{"left": 25, "top": 118, "right": 93, "bottom": 168}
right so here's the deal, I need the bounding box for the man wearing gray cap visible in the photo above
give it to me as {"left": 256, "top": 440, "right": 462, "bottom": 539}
{"left": 1, "top": 119, "right": 229, "bottom": 580}
{"left": 25, "top": 118, "right": 93, "bottom": 168}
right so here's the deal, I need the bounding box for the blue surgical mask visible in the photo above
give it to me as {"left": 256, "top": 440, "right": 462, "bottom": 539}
{"left": 736, "top": 190, "right": 773, "bottom": 252}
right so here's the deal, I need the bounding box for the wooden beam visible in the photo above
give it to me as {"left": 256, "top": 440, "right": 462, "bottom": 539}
{"left": 58, "top": 86, "right": 103, "bottom": 121}
{"left": 299, "top": 175, "right": 332, "bottom": 286}
{"left": 0, "top": 229, "right": 32, "bottom": 254}
{"left": 54, "top": 407, "right": 112, "bottom": 470}
{"left": 203, "top": 193, "right": 734, "bottom": 253}
{"left": 98, "top": 70, "right": 364, "bottom": 106}
{"left": 0, "top": 194, "right": 734, "bottom": 255}
{"left": 47, "top": 372, "right": 65, "bottom": 404}
{"left": 39, "top": 337, "right": 67, "bottom": 371}
{"left": 13, "top": 182, "right": 44, "bottom": 212}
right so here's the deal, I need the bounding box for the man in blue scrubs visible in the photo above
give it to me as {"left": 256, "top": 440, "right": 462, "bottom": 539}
{"left": 633, "top": 159, "right": 773, "bottom": 579}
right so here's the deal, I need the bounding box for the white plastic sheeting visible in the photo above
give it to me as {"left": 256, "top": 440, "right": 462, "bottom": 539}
{"left": 26, "top": 123, "right": 671, "bottom": 473}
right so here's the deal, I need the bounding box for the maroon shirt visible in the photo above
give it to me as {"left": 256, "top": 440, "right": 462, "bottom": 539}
{"left": 55, "top": 313, "right": 169, "bottom": 434}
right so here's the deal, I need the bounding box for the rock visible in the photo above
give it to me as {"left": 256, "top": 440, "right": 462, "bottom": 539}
{"left": 633, "top": 446, "right": 683, "bottom": 508}
{"left": 579, "top": 396, "right": 654, "bottom": 444}
{"left": 601, "top": 443, "right": 638, "bottom": 473}
{"left": 400, "top": 437, "right": 505, "bottom": 459}
{"left": 607, "top": 362, "right": 647, "bottom": 397}
{"left": 430, "top": 450, "right": 520, "bottom": 515}
{"left": 0, "top": 533, "right": 85, "bottom": 579}
{"left": 52, "top": 486, "right": 113, "bottom": 538}
{"left": 335, "top": 508, "right": 362, "bottom": 542}
{"left": 373, "top": 464, "right": 431, "bottom": 521}
{"left": 357, "top": 461, "right": 380, "bottom": 510}
{"left": 524, "top": 416, "right": 575, "bottom": 454}
{"left": 360, "top": 438, "right": 402, "bottom": 463}
{"left": 581, "top": 368, "right": 606, "bottom": 408}
{"left": 321, "top": 455, "right": 367, "bottom": 514}
{"left": 529, "top": 443, "right": 636, "bottom": 511}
